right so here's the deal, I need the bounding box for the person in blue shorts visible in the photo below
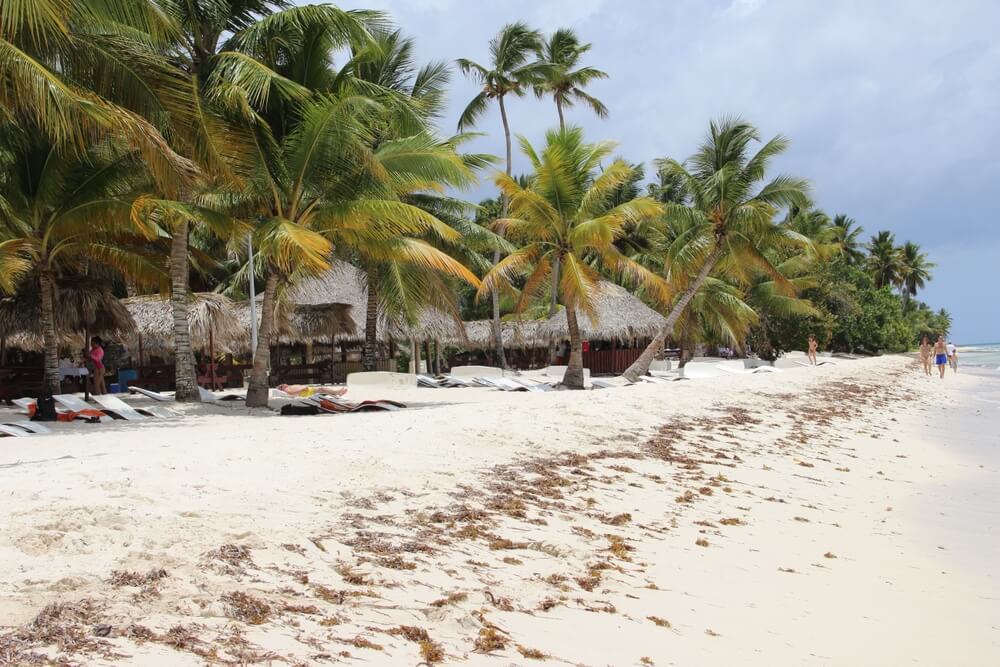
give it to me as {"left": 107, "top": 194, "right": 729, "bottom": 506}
{"left": 933, "top": 335, "right": 948, "bottom": 379}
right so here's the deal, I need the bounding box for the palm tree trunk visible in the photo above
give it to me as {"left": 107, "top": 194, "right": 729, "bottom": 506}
{"left": 622, "top": 242, "right": 726, "bottom": 382}
{"left": 170, "top": 219, "right": 200, "bottom": 402}
{"left": 562, "top": 304, "right": 585, "bottom": 389}
{"left": 556, "top": 98, "right": 565, "bottom": 131}
{"left": 38, "top": 269, "right": 60, "bottom": 395}
{"left": 412, "top": 337, "right": 422, "bottom": 373}
{"left": 547, "top": 254, "right": 561, "bottom": 365}
{"left": 491, "top": 94, "right": 513, "bottom": 370}
{"left": 363, "top": 267, "right": 378, "bottom": 372}
{"left": 246, "top": 273, "right": 279, "bottom": 408}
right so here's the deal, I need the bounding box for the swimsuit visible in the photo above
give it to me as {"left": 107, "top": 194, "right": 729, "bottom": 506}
{"left": 935, "top": 353, "right": 947, "bottom": 365}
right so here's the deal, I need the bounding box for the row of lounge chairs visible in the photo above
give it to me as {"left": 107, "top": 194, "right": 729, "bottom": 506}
{"left": 0, "top": 393, "right": 181, "bottom": 437}
{"left": 417, "top": 374, "right": 557, "bottom": 392}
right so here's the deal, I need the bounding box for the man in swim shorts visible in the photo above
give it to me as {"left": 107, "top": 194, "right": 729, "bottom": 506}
{"left": 933, "top": 335, "right": 948, "bottom": 379}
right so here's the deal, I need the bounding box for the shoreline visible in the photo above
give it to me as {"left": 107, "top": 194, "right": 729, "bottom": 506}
{"left": 1, "top": 356, "right": 997, "bottom": 664}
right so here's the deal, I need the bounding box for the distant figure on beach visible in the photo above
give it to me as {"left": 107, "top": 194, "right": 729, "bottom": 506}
{"left": 947, "top": 341, "right": 958, "bottom": 373}
{"left": 933, "top": 335, "right": 948, "bottom": 379}
{"left": 919, "top": 336, "right": 932, "bottom": 376}
{"left": 88, "top": 336, "right": 106, "bottom": 395}
{"left": 807, "top": 335, "right": 819, "bottom": 365}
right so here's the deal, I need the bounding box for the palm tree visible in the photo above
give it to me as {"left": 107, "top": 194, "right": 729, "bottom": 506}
{"left": 132, "top": 2, "right": 376, "bottom": 401}
{"left": 621, "top": 117, "right": 810, "bottom": 381}
{"left": 0, "top": 122, "right": 160, "bottom": 393}
{"left": 898, "top": 241, "right": 934, "bottom": 302}
{"left": 866, "top": 230, "right": 901, "bottom": 289}
{"left": 479, "top": 126, "right": 667, "bottom": 388}
{"left": 210, "top": 14, "right": 479, "bottom": 407}
{"left": 457, "top": 22, "right": 546, "bottom": 368}
{"left": 533, "top": 28, "right": 608, "bottom": 130}
{"left": 831, "top": 214, "right": 865, "bottom": 265}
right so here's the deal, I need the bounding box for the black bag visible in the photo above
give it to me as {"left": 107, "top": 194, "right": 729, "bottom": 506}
{"left": 280, "top": 404, "right": 320, "bottom": 416}
{"left": 32, "top": 395, "right": 58, "bottom": 422}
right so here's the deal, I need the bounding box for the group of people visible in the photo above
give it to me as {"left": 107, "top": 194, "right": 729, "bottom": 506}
{"left": 920, "top": 335, "right": 958, "bottom": 379}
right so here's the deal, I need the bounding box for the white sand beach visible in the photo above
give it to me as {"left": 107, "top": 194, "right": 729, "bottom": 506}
{"left": 1, "top": 356, "right": 997, "bottom": 665}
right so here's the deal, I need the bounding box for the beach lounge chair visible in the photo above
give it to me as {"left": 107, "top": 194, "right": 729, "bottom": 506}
{"left": 437, "top": 375, "right": 474, "bottom": 387}
{"left": 128, "top": 386, "right": 172, "bottom": 401}
{"left": 0, "top": 423, "right": 31, "bottom": 437}
{"left": 91, "top": 394, "right": 147, "bottom": 421}
{"left": 308, "top": 395, "right": 405, "bottom": 413}
{"left": 417, "top": 374, "right": 443, "bottom": 388}
{"left": 11, "top": 397, "right": 35, "bottom": 411}
{"left": 507, "top": 377, "right": 545, "bottom": 392}
{"left": 4, "top": 421, "right": 51, "bottom": 434}
{"left": 53, "top": 395, "right": 114, "bottom": 422}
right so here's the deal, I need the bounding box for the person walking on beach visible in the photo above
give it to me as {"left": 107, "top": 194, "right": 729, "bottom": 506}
{"left": 807, "top": 335, "right": 819, "bottom": 365}
{"left": 919, "top": 336, "right": 932, "bottom": 376}
{"left": 88, "top": 336, "right": 107, "bottom": 395}
{"left": 947, "top": 341, "right": 958, "bottom": 374}
{"left": 933, "top": 335, "right": 948, "bottom": 379}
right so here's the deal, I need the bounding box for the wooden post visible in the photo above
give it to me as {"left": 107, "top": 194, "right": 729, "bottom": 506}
{"left": 83, "top": 325, "right": 89, "bottom": 401}
{"left": 0, "top": 335, "right": 6, "bottom": 367}
{"left": 209, "top": 327, "right": 216, "bottom": 390}
{"left": 412, "top": 337, "right": 421, "bottom": 374}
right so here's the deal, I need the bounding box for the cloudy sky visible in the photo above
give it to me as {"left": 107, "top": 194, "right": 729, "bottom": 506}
{"left": 322, "top": 0, "right": 998, "bottom": 343}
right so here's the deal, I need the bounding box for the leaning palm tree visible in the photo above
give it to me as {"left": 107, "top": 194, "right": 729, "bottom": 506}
{"left": 898, "top": 241, "right": 934, "bottom": 302}
{"left": 621, "top": 117, "right": 810, "bottom": 381}
{"left": 479, "top": 127, "right": 668, "bottom": 388}
{"left": 457, "top": 22, "right": 546, "bottom": 368}
{"left": 533, "top": 28, "right": 608, "bottom": 130}
{"left": 0, "top": 122, "right": 162, "bottom": 393}
{"left": 866, "top": 230, "right": 901, "bottom": 290}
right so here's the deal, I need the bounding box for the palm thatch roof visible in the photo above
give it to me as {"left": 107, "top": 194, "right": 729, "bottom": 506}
{"left": 232, "top": 297, "right": 356, "bottom": 349}
{"left": 541, "top": 281, "right": 667, "bottom": 342}
{"left": 458, "top": 319, "right": 547, "bottom": 348}
{"left": 122, "top": 293, "right": 243, "bottom": 356}
{"left": 540, "top": 282, "right": 666, "bottom": 342}
{"left": 287, "top": 260, "right": 464, "bottom": 343}
{"left": 453, "top": 282, "right": 666, "bottom": 350}
{"left": 0, "top": 276, "right": 136, "bottom": 350}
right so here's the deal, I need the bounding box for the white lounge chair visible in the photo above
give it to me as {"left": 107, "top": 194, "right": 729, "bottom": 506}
{"left": 4, "top": 421, "right": 51, "bottom": 434}
{"left": 507, "top": 377, "right": 546, "bottom": 393}
{"left": 52, "top": 394, "right": 113, "bottom": 422}
{"left": 91, "top": 394, "right": 147, "bottom": 421}
{"left": 0, "top": 423, "right": 31, "bottom": 437}
{"left": 11, "top": 397, "right": 35, "bottom": 411}
{"left": 128, "top": 386, "right": 172, "bottom": 401}
{"left": 417, "top": 374, "right": 443, "bottom": 388}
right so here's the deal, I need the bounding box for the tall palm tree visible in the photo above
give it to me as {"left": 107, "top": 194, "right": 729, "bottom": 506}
{"left": 134, "top": 2, "right": 376, "bottom": 401}
{"left": 866, "top": 230, "right": 901, "bottom": 289}
{"left": 210, "top": 14, "right": 478, "bottom": 407}
{"left": 533, "top": 28, "right": 608, "bottom": 130}
{"left": 479, "top": 126, "right": 667, "bottom": 388}
{"left": 898, "top": 241, "right": 934, "bottom": 302}
{"left": 622, "top": 117, "right": 810, "bottom": 381}
{"left": 457, "top": 22, "right": 546, "bottom": 368}
{"left": 831, "top": 214, "right": 865, "bottom": 265}
{"left": 0, "top": 122, "right": 161, "bottom": 393}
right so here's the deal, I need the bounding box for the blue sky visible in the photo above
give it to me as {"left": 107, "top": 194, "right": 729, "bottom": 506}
{"left": 320, "top": 0, "right": 998, "bottom": 343}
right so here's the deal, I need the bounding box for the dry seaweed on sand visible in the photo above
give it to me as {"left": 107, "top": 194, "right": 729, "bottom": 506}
{"left": 473, "top": 625, "right": 508, "bottom": 653}
{"left": 221, "top": 591, "right": 272, "bottom": 625}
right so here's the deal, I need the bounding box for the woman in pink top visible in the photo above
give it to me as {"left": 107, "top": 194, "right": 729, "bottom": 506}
{"left": 89, "top": 336, "right": 106, "bottom": 395}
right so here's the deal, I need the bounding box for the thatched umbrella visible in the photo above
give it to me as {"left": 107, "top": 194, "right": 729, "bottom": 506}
{"left": 539, "top": 282, "right": 666, "bottom": 343}
{"left": 232, "top": 297, "right": 356, "bottom": 351}
{"left": 458, "top": 319, "right": 546, "bottom": 349}
{"left": 122, "top": 293, "right": 243, "bottom": 364}
{"left": 0, "top": 276, "right": 136, "bottom": 352}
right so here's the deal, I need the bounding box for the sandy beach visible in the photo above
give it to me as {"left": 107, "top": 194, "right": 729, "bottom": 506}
{"left": 1, "top": 356, "right": 997, "bottom": 665}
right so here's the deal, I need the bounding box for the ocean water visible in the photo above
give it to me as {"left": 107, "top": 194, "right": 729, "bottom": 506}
{"left": 957, "top": 342, "right": 1000, "bottom": 372}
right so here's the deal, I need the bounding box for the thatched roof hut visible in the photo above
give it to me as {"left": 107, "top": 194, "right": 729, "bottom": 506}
{"left": 122, "top": 293, "right": 243, "bottom": 356}
{"left": 539, "top": 282, "right": 666, "bottom": 342}
{"left": 0, "top": 277, "right": 135, "bottom": 351}
{"left": 453, "top": 282, "right": 665, "bottom": 350}
{"left": 232, "top": 297, "right": 356, "bottom": 349}
{"left": 539, "top": 281, "right": 667, "bottom": 342}
{"left": 286, "top": 260, "right": 464, "bottom": 344}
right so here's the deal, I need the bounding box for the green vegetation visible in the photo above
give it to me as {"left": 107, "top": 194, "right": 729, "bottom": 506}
{"left": 0, "top": 1, "right": 950, "bottom": 400}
